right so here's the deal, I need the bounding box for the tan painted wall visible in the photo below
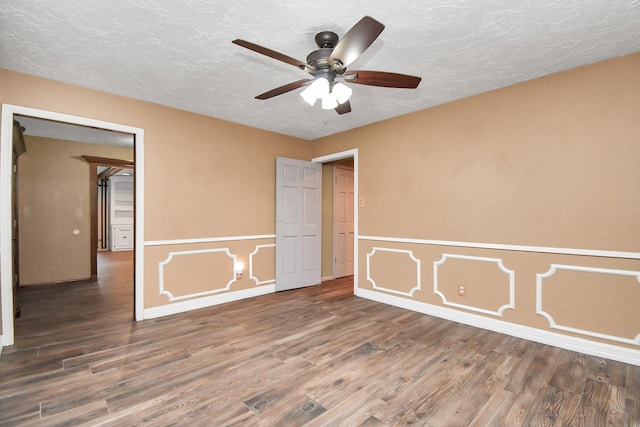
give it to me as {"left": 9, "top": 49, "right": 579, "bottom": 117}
{"left": 0, "top": 68, "right": 310, "bottom": 336}
{"left": 2, "top": 53, "right": 639, "bottom": 354}
{"left": 312, "top": 53, "right": 640, "bottom": 350}
{"left": 17, "top": 136, "right": 133, "bottom": 285}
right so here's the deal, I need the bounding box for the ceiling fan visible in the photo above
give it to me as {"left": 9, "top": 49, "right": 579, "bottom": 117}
{"left": 232, "top": 16, "right": 421, "bottom": 115}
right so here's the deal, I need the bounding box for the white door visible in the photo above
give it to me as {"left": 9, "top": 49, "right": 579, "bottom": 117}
{"left": 333, "top": 165, "right": 354, "bottom": 278}
{"left": 275, "top": 157, "right": 322, "bottom": 291}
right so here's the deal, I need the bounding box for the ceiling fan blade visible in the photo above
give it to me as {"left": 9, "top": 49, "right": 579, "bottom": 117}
{"left": 329, "top": 16, "right": 384, "bottom": 68}
{"left": 344, "top": 70, "right": 421, "bottom": 88}
{"left": 255, "top": 79, "right": 311, "bottom": 100}
{"left": 232, "top": 39, "right": 307, "bottom": 70}
{"left": 335, "top": 100, "right": 352, "bottom": 115}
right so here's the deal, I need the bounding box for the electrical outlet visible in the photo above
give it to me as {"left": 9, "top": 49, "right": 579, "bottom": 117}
{"left": 457, "top": 285, "right": 466, "bottom": 296}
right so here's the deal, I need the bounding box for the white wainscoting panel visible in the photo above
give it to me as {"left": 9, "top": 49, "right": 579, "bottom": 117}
{"left": 357, "top": 235, "right": 640, "bottom": 365}
{"left": 537, "top": 264, "right": 640, "bottom": 346}
{"left": 366, "top": 247, "right": 421, "bottom": 297}
{"left": 159, "top": 248, "right": 237, "bottom": 301}
{"left": 433, "top": 253, "right": 515, "bottom": 317}
{"left": 250, "top": 243, "right": 276, "bottom": 285}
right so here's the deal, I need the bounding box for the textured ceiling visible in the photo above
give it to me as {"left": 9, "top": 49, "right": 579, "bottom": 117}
{"left": 1, "top": 1, "right": 639, "bottom": 140}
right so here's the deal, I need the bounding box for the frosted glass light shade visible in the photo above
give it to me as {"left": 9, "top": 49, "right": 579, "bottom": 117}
{"left": 300, "top": 86, "right": 317, "bottom": 106}
{"left": 321, "top": 93, "right": 338, "bottom": 110}
{"left": 332, "top": 82, "right": 352, "bottom": 104}
{"left": 300, "top": 77, "right": 330, "bottom": 106}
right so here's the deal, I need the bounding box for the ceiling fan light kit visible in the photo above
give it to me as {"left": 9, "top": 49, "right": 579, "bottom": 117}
{"left": 300, "top": 78, "right": 352, "bottom": 109}
{"left": 232, "top": 16, "right": 421, "bottom": 115}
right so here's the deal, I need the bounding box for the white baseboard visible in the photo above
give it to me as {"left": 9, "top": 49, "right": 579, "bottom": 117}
{"left": 144, "top": 285, "right": 275, "bottom": 319}
{"left": 321, "top": 275, "right": 336, "bottom": 282}
{"left": 357, "top": 288, "right": 640, "bottom": 367}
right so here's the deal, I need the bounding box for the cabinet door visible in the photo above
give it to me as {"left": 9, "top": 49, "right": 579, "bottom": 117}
{"left": 111, "top": 225, "right": 134, "bottom": 251}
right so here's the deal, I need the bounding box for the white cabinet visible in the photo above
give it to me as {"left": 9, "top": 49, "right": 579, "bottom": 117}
{"left": 108, "top": 176, "right": 134, "bottom": 251}
{"left": 112, "top": 225, "right": 134, "bottom": 251}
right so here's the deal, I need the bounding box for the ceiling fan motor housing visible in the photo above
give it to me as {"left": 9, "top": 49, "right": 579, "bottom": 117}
{"left": 306, "top": 31, "right": 346, "bottom": 74}
{"left": 306, "top": 48, "right": 333, "bottom": 70}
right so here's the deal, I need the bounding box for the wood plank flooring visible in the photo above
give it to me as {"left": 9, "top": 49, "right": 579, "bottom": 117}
{"left": 1, "top": 251, "right": 639, "bottom": 426}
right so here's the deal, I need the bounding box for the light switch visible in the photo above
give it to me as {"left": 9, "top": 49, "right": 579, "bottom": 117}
{"left": 358, "top": 197, "right": 365, "bottom": 208}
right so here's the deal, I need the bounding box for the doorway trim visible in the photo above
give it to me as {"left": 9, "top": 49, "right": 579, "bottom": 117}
{"left": 1, "top": 104, "right": 145, "bottom": 346}
{"left": 311, "top": 149, "right": 359, "bottom": 294}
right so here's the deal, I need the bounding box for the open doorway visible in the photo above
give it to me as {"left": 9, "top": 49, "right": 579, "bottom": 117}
{"left": 321, "top": 160, "right": 354, "bottom": 280}
{"left": 16, "top": 122, "right": 134, "bottom": 285}
{"left": 312, "top": 149, "right": 359, "bottom": 293}
{"left": 1, "top": 105, "right": 145, "bottom": 347}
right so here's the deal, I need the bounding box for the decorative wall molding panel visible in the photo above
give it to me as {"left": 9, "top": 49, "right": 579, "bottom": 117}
{"left": 145, "top": 234, "right": 275, "bottom": 247}
{"left": 159, "top": 248, "right": 237, "bottom": 302}
{"left": 433, "top": 253, "right": 515, "bottom": 317}
{"left": 250, "top": 244, "right": 276, "bottom": 285}
{"left": 537, "top": 264, "right": 640, "bottom": 346}
{"left": 145, "top": 285, "right": 275, "bottom": 319}
{"left": 359, "top": 235, "right": 640, "bottom": 259}
{"left": 366, "top": 247, "right": 421, "bottom": 297}
{"left": 357, "top": 287, "right": 640, "bottom": 367}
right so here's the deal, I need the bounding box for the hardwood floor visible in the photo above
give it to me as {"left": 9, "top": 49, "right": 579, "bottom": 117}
{"left": 1, "top": 251, "right": 639, "bottom": 426}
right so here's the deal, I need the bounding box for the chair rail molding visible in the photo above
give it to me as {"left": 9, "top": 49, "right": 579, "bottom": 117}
{"left": 358, "top": 235, "right": 640, "bottom": 259}
{"left": 145, "top": 234, "right": 275, "bottom": 247}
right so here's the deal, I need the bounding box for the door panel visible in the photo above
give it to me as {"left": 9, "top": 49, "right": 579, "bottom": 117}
{"left": 283, "top": 236, "right": 297, "bottom": 274}
{"left": 303, "top": 235, "right": 317, "bottom": 271}
{"left": 283, "top": 186, "right": 297, "bottom": 223}
{"left": 276, "top": 157, "right": 321, "bottom": 291}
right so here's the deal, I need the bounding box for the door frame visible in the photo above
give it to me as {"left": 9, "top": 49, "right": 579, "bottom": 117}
{"left": 0, "top": 104, "right": 145, "bottom": 346}
{"left": 311, "top": 149, "right": 359, "bottom": 294}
